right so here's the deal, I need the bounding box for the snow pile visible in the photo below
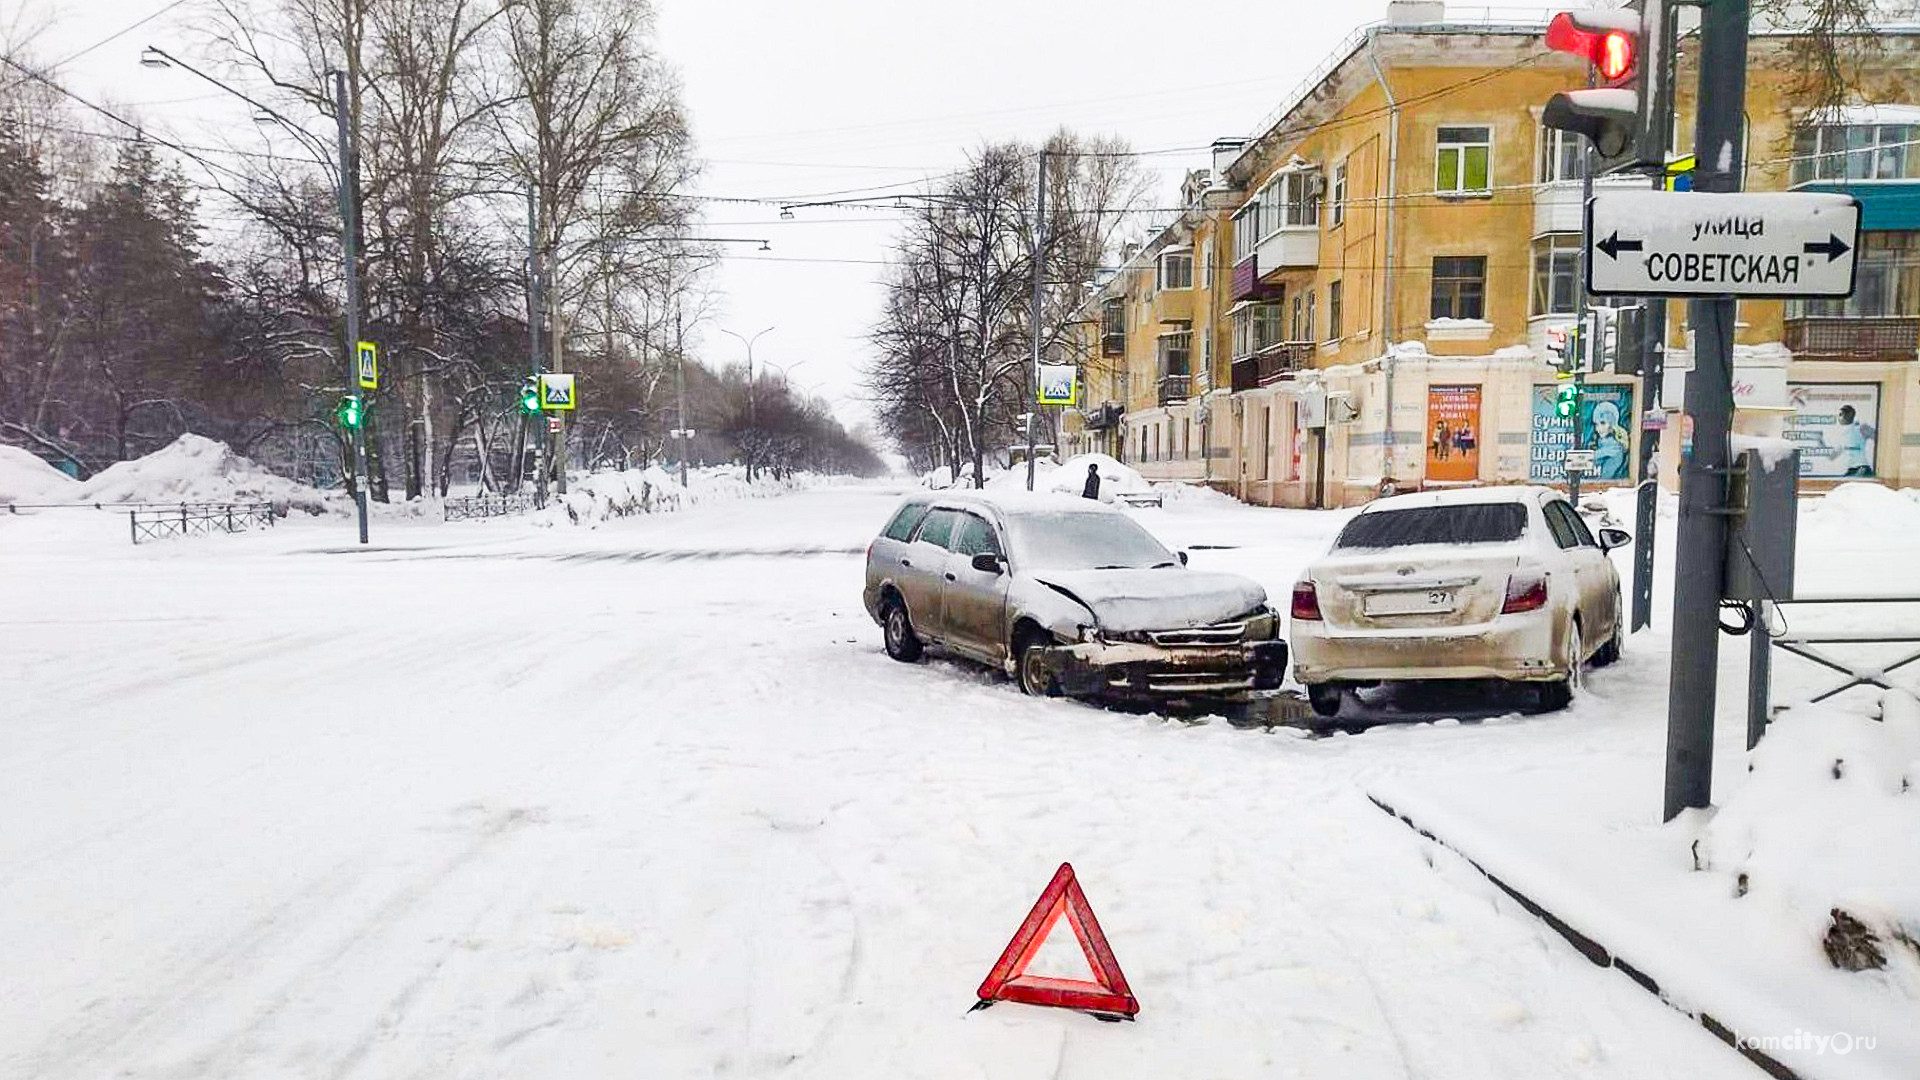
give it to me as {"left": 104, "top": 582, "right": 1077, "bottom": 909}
{"left": 1802, "top": 482, "right": 1920, "bottom": 552}
{"left": 922, "top": 464, "right": 982, "bottom": 489}
{"left": 1698, "top": 693, "right": 1920, "bottom": 992}
{"left": 982, "top": 458, "right": 1060, "bottom": 492}
{"left": 0, "top": 445, "right": 77, "bottom": 502}
{"left": 545, "top": 464, "right": 820, "bottom": 527}
{"left": 1042, "top": 452, "right": 1147, "bottom": 504}
{"left": 71, "top": 435, "right": 332, "bottom": 514}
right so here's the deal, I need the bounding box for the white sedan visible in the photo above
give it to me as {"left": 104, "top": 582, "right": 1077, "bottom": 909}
{"left": 1288, "top": 486, "right": 1629, "bottom": 715}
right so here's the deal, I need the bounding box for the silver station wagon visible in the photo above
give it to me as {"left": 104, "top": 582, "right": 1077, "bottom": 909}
{"left": 863, "top": 491, "right": 1287, "bottom": 705}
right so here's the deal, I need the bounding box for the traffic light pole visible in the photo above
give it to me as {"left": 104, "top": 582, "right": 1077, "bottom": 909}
{"left": 1664, "top": 0, "right": 1748, "bottom": 822}
{"left": 1631, "top": 0, "right": 1679, "bottom": 634}
{"left": 1024, "top": 148, "right": 1046, "bottom": 493}
{"left": 333, "top": 71, "right": 369, "bottom": 545}
{"left": 527, "top": 184, "right": 547, "bottom": 509}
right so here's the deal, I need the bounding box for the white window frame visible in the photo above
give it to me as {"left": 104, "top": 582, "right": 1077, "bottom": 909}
{"left": 1436, "top": 124, "right": 1493, "bottom": 194}
{"left": 1531, "top": 233, "right": 1582, "bottom": 317}
{"left": 1537, "top": 125, "right": 1583, "bottom": 184}
{"left": 1199, "top": 238, "right": 1213, "bottom": 289}
{"left": 1327, "top": 279, "right": 1343, "bottom": 341}
{"left": 1331, "top": 159, "right": 1348, "bottom": 226}
{"left": 1157, "top": 247, "right": 1193, "bottom": 292}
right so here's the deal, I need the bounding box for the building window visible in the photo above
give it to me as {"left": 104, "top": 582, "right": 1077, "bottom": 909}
{"left": 1431, "top": 256, "right": 1487, "bottom": 320}
{"left": 1531, "top": 234, "right": 1582, "bottom": 316}
{"left": 1436, "top": 125, "right": 1492, "bottom": 193}
{"left": 1281, "top": 171, "right": 1320, "bottom": 227}
{"left": 1158, "top": 249, "right": 1193, "bottom": 291}
{"left": 1538, "top": 126, "right": 1583, "bottom": 184}
{"left": 1101, "top": 298, "right": 1125, "bottom": 355}
{"left": 1232, "top": 201, "right": 1260, "bottom": 262}
{"left": 1328, "top": 280, "right": 1343, "bottom": 340}
{"left": 1305, "top": 289, "right": 1316, "bottom": 342}
{"left": 1200, "top": 329, "right": 1212, "bottom": 374}
{"left": 1791, "top": 231, "right": 1920, "bottom": 317}
{"left": 1199, "top": 238, "right": 1213, "bottom": 289}
{"left": 1233, "top": 301, "right": 1286, "bottom": 358}
{"left": 1331, "top": 160, "right": 1348, "bottom": 226}
{"left": 1792, "top": 123, "right": 1915, "bottom": 184}
{"left": 1291, "top": 295, "right": 1305, "bottom": 340}
{"left": 1157, "top": 330, "right": 1192, "bottom": 377}
{"left": 1183, "top": 418, "right": 1191, "bottom": 458}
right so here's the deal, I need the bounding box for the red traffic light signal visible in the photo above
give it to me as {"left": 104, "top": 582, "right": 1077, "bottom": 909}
{"left": 1546, "top": 11, "right": 1637, "bottom": 82}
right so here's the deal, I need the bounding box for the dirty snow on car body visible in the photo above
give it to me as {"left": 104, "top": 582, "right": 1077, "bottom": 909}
{"left": 0, "top": 483, "right": 1809, "bottom": 1079}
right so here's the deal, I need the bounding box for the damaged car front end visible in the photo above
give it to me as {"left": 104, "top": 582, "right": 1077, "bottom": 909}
{"left": 1026, "top": 611, "right": 1289, "bottom": 701}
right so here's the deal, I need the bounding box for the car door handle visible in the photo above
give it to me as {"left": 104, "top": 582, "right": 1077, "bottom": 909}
{"left": 900, "top": 557, "right": 912, "bottom": 567}
{"left": 944, "top": 572, "right": 956, "bottom": 581}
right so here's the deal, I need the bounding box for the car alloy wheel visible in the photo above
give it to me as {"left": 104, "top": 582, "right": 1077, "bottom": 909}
{"left": 1017, "top": 633, "right": 1059, "bottom": 697}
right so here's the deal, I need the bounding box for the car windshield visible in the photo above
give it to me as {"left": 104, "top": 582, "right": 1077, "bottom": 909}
{"left": 1334, "top": 503, "right": 1528, "bottom": 549}
{"left": 1006, "top": 511, "right": 1175, "bottom": 571}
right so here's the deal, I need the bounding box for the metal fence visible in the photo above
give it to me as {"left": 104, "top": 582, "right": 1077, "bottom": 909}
{"left": 128, "top": 502, "right": 278, "bottom": 544}
{"left": 1751, "top": 594, "right": 1920, "bottom": 746}
{"left": 443, "top": 493, "right": 533, "bottom": 521}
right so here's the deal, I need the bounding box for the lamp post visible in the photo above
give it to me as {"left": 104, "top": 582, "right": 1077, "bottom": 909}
{"left": 719, "top": 325, "right": 774, "bottom": 478}
{"left": 141, "top": 46, "right": 370, "bottom": 544}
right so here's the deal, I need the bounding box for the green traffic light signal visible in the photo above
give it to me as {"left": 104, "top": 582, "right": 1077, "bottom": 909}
{"left": 336, "top": 395, "right": 364, "bottom": 429}
{"left": 1555, "top": 383, "right": 1580, "bottom": 419}
{"left": 519, "top": 378, "right": 541, "bottom": 414}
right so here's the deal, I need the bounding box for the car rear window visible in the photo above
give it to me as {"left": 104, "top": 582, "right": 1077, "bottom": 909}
{"left": 1333, "top": 503, "right": 1528, "bottom": 549}
{"left": 882, "top": 501, "right": 930, "bottom": 542}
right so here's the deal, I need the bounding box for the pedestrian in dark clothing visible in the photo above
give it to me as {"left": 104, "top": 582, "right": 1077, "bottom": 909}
{"left": 1081, "top": 463, "right": 1102, "bottom": 500}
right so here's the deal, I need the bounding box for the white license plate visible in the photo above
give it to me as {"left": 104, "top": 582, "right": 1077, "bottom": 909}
{"left": 1364, "top": 589, "right": 1457, "bottom": 616}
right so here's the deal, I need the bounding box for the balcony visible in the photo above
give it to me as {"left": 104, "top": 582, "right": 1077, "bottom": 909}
{"left": 1101, "top": 332, "right": 1125, "bottom": 357}
{"left": 1081, "top": 402, "right": 1123, "bottom": 430}
{"left": 1783, "top": 316, "right": 1920, "bottom": 361}
{"left": 1229, "top": 342, "right": 1316, "bottom": 392}
{"left": 1255, "top": 226, "right": 1318, "bottom": 277}
{"left": 1157, "top": 374, "right": 1191, "bottom": 405}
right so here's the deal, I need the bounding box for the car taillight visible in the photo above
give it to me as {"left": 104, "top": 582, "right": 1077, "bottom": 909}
{"left": 1502, "top": 570, "right": 1549, "bottom": 614}
{"left": 1290, "top": 580, "right": 1322, "bottom": 621}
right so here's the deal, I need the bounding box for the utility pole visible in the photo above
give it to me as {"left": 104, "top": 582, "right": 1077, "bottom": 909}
{"left": 527, "top": 184, "right": 547, "bottom": 508}
{"left": 675, "top": 302, "right": 689, "bottom": 489}
{"left": 1632, "top": 1, "right": 1680, "bottom": 634}
{"left": 1024, "top": 147, "right": 1047, "bottom": 492}
{"left": 332, "top": 70, "right": 369, "bottom": 545}
{"left": 1571, "top": 73, "right": 1596, "bottom": 509}
{"left": 1664, "top": 0, "right": 1749, "bottom": 822}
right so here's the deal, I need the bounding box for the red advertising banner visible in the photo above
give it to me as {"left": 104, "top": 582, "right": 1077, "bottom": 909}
{"left": 1426, "top": 385, "right": 1482, "bottom": 483}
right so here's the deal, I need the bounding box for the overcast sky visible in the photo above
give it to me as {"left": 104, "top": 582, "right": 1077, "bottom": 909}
{"left": 27, "top": 0, "right": 1400, "bottom": 429}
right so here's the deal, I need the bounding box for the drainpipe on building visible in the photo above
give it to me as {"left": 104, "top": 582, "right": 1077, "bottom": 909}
{"left": 1366, "top": 32, "right": 1402, "bottom": 493}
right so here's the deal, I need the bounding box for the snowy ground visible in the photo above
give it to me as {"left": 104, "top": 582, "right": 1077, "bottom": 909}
{"left": 1, "top": 481, "right": 1911, "bottom": 1079}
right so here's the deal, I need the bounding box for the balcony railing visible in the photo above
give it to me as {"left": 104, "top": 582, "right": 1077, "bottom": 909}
{"left": 1783, "top": 316, "right": 1920, "bottom": 361}
{"left": 1101, "top": 332, "right": 1126, "bottom": 357}
{"left": 1229, "top": 341, "right": 1316, "bottom": 391}
{"left": 1157, "top": 374, "right": 1192, "bottom": 405}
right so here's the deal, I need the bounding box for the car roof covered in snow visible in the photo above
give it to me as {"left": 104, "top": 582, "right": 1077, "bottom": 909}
{"left": 1356, "top": 485, "right": 1558, "bottom": 515}
{"left": 914, "top": 488, "right": 1125, "bottom": 517}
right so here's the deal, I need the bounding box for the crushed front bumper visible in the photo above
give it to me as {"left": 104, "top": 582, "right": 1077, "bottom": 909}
{"left": 1030, "top": 639, "right": 1289, "bottom": 699}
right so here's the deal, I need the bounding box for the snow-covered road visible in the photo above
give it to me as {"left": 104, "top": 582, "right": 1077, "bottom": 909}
{"left": 0, "top": 484, "right": 1881, "bottom": 1079}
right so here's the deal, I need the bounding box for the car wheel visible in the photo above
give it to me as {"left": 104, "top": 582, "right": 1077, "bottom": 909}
{"left": 1015, "top": 628, "right": 1060, "bottom": 697}
{"left": 1535, "top": 619, "right": 1583, "bottom": 711}
{"left": 1592, "top": 593, "right": 1624, "bottom": 667}
{"left": 882, "top": 600, "right": 923, "bottom": 663}
{"left": 1307, "top": 683, "right": 1343, "bottom": 717}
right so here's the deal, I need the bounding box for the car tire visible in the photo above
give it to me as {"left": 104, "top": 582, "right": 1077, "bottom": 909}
{"left": 882, "top": 600, "right": 923, "bottom": 663}
{"left": 1015, "top": 628, "right": 1060, "bottom": 697}
{"left": 1592, "top": 594, "right": 1624, "bottom": 667}
{"left": 1307, "top": 683, "right": 1343, "bottom": 717}
{"left": 1535, "top": 619, "right": 1583, "bottom": 712}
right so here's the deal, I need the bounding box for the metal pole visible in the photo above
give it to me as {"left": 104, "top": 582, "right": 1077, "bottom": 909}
{"left": 1570, "top": 61, "right": 1596, "bottom": 509}
{"left": 1632, "top": 0, "right": 1678, "bottom": 633}
{"left": 528, "top": 184, "right": 546, "bottom": 508}
{"left": 676, "top": 302, "right": 689, "bottom": 489}
{"left": 1664, "top": 0, "right": 1748, "bottom": 822}
{"left": 1025, "top": 148, "right": 1047, "bottom": 492}
{"left": 1747, "top": 598, "right": 1771, "bottom": 750}
{"left": 333, "top": 70, "right": 369, "bottom": 544}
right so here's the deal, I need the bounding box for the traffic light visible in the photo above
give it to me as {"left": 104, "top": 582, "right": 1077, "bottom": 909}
{"left": 1555, "top": 380, "right": 1581, "bottom": 419}
{"left": 1541, "top": 3, "right": 1669, "bottom": 173}
{"left": 519, "top": 375, "right": 541, "bottom": 414}
{"left": 335, "top": 395, "right": 363, "bottom": 430}
{"left": 1552, "top": 325, "right": 1581, "bottom": 374}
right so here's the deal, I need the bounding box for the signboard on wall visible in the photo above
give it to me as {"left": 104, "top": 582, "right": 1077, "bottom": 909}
{"left": 1425, "top": 385, "right": 1482, "bottom": 483}
{"left": 1784, "top": 382, "right": 1879, "bottom": 477}
{"left": 1531, "top": 383, "right": 1635, "bottom": 483}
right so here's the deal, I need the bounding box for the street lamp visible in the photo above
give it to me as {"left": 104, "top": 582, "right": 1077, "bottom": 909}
{"left": 141, "top": 45, "right": 369, "bottom": 544}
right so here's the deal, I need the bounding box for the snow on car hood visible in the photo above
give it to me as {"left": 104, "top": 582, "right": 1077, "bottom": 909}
{"left": 1029, "top": 569, "right": 1267, "bottom": 633}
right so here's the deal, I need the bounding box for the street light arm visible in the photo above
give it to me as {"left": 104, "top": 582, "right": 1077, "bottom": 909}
{"left": 141, "top": 46, "right": 338, "bottom": 173}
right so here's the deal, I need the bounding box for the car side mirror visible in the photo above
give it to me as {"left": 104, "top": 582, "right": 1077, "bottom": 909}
{"left": 971, "top": 552, "right": 1004, "bottom": 574}
{"left": 1597, "top": 527, "right": 1632, "bottom": 551}
{"left": 1178, "top": 551, "right": 1189, "bottom": 566}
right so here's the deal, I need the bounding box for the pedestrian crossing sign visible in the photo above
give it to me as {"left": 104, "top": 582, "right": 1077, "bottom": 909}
{"left": 538, "top": 373, "right": 576, "bottom": 411}
{"left": 356, "top": 341, "right": 378, "bottom": 390}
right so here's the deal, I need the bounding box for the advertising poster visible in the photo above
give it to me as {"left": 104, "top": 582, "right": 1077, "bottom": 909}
{"left": 1784, "top": 383, "right": 1879, "bottom": 477}
{"left": 1425, "top": 384, "right": 1482, "bottom": 482}
{"left": 1531, "top": 383, "right": 1635, "bottom": 483}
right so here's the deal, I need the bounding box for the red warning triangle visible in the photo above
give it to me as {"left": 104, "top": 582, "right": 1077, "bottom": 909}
{"left": 975, "top": 863, "right": 1138, "bottom": 1019}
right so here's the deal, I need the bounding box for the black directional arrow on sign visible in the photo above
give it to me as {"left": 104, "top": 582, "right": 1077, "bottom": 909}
{"left": 1595, "top": 231, "right": 1644, "bottom": 260}
{"left": 1802, "top": 233, "right": 1851, "bottom": 262}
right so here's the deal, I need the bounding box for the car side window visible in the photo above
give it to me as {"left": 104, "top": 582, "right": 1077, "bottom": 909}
{"left": 1565, "top": 506, "right": 1598, "bottom": 548}
{"left": 914, "top": 508, "right": 958, "bottom": 549}
{"left": 951, "top": 513, "right": 1002, "bottom": 557}
{"left": 1542, "top": 501, "right": 1581, "bottom": 549}
{"left": 882, "top": 502, "right": 930, "bottom": 542}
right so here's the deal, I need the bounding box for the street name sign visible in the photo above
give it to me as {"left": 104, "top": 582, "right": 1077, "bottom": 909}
{"left": 1586, "top": 191, "right": 1860, "bottom": 298}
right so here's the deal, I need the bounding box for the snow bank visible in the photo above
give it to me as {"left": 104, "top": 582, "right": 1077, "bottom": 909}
{"left": 71, "top": 435, "right": 332, "bottom": 514}
{"left": 0, "top": 446, "right": 77, "bottom": 502}
{"left": 1802, "top": 482, "right": 1920, "bottom": 552}
{"left": 1043, "top": 452, "right": 1147, "bottom": 504}
{"left": 1698, "top": 693, "right": 1920, "bottom": 993}
{"left": 544, "top": 464, "right": 818, "bottom": 527}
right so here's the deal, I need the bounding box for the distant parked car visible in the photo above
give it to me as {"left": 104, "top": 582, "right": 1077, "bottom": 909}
{"left": 863, "top": 492, "right": 1287, "bottom": 706}
{"left": 1289, "top": 486, "right": 1628, "bottom": 715}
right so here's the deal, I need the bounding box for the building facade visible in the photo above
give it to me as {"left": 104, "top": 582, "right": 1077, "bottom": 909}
{"left": 1061, "top": 2, "right": 1920, "bottom": 504}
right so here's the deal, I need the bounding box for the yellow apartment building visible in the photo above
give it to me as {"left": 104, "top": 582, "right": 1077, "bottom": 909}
{"left": 1062, "top": 1, "right": 1920, "bottom": 504}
